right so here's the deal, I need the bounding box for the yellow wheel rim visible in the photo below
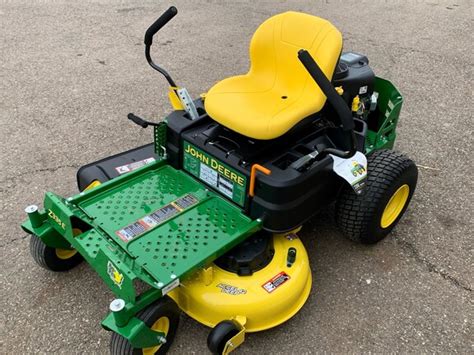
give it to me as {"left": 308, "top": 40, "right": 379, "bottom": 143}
{"left": 381, "top": 184, "right": 410, "bottom": 228}
{"left": 55, "top": 248, "right": 78, "bottom": 260}
{"left": 55, "top": 228, "right": 82, "bottom": 260}
{"left": 142, "top": 317, "right": 170, "bottom": 355}
{"left": 84, "top": 180, "right": 101, "bottom": 191}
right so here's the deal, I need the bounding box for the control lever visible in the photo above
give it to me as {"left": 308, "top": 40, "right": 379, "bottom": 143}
{"left": 144, "top": 7, "right": 199, "bottom": 120}
{"left": 290, "top": 143, "right": 328, "bottom": 171}
{"left": 144, "top": 7, "right": 178, "bottom": 87}
{"left": 298, "top": 50, "right": 357, "bottom": 158}
{"left": 290, "top": 150, "right": 319, "bottom": 171}
{"left": 127, "top": 113, "right": 161, "bottom": 128}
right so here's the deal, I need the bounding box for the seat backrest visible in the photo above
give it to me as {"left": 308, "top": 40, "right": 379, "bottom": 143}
{"left": 248, "top": 11, "right": 342, "bottom": 109}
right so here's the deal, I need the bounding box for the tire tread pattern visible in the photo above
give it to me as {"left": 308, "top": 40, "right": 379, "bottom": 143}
{"left": 335, "top": 149, "right": 417, "bottom": 243}
{"left": 110, "top": 296, "right": 179, "bottom": 355}
{"left": 29, "top": 236, "right": 82, "bottom": 271}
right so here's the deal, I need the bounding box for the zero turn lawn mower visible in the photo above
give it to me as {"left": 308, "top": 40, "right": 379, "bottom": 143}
{"left": 22, "top": 7, "right": 418, "bottom": 354}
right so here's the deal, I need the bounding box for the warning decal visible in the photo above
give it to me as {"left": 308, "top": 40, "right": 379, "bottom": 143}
{"left": 116, "top": 194, "right": 198, "bottom": 242}
{"left": 262, "top": 271, "right": 290, "bottom": 293}
{"left": 115, "top": 157, "right": 156, "bottom": 175}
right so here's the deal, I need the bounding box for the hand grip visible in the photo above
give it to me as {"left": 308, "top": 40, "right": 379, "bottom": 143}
{"left": 249, "top": 164, "right": 271, "bottom": 197}
{"left": 298, "top": 49, "right": 355, "bottom": 132}
{"left": 128, "top": 113, "right": 148, "bottom": 128}
{"left": 144, "top": 6, "right": 178, "bottom": 46}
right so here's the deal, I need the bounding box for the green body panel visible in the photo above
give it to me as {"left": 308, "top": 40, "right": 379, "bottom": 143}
{"left": 365, "top": 77, "right": 403, "bottom": 154}
{"left": 154, "top": 122, "right": 167, "bottom": 157}
{"left": 76, "top": 229, "right": 139, "bottom": 301}
{"left": 21, "top": 210, "right": 71, "bottom": 249}
{"left": 22, "top": 159, "right": 261, "bottom": 310}
{"left": 182, "top": 141, "right": 248, "bottom": 207}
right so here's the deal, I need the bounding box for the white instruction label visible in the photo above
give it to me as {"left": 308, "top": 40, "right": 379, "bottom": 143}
{"left": 115, "top": 157, "right": 155, "bottom": 175}
{"left": 217, "top": 175, "right": 234, "bottom": 198}
{"left": 199, "top": 163, "right": 234, "bottom": 199}
{"left": 200, "top": 164, "right": 218, "bottom": 186}
{"left": 330, "top": 151, "right": 367, "bottom": 194}
{"left": 161, "top": 279, "right": 180, "bottom": 295}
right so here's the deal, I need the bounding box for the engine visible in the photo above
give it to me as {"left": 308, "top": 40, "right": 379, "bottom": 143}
{"left": 333, "top": 51, "right": 377, "bottom": 120}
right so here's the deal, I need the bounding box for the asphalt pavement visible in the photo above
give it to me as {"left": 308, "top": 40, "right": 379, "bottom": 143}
{"left": 1, "top": 0, "right": 472, "bottom": 353}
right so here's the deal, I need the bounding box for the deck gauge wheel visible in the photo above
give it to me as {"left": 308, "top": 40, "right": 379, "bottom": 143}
{"left": 207, "top": 320, "right": 241, "bottom": 354}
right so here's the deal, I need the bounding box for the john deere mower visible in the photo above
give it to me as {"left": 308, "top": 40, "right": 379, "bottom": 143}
{"left": 22, "top": 7, "right": 418, "bottom": 354}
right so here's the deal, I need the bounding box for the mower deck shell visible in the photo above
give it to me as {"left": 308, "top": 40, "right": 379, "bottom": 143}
{"left": 168, "top": 232, "right": 312, "bottom": 332}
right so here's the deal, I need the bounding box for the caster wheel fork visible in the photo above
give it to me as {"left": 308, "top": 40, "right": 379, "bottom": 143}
{"left": 207, "top": 317, "right": 246, "bottom": 354}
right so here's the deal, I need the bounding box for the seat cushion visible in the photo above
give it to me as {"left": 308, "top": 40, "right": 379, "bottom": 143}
{"left": 204, "top": 11, "right": 342, "bottom": 140}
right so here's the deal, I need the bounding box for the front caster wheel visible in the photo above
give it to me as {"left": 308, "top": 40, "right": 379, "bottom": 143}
{"left": 30, "top": 235, "right": 83, "bottom": 271}
{"left": 110, "top": 296, "right": 180, "bottom": 355}
{"left": 207, "top": 320, "right": 240, "bottom": 354}
{"left": 336, "top": 149, "right": 418, "bottom": 244}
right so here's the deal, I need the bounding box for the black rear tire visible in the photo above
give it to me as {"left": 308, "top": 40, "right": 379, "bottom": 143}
{"left": 110, "top": 296, "right": 180, "bottom": 355}
{"left": 335, "top": 149, "right": 418, "bottom": 244}
{"left": 207, "top": 320, "right": 240, "bottom": 354}
{"left": 30, "top": 235, "right": 83, "bottom": 271}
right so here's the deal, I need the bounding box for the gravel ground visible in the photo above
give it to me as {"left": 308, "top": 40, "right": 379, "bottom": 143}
{"left": 0, "top": 0, "right": 472, "bottom": 353}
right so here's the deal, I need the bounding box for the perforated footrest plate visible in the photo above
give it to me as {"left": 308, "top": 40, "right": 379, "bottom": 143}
{"left": 77, "top": 164, "right": 259, "bottom": 286}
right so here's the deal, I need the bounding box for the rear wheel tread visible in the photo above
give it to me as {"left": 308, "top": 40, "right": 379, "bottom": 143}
{"left": 336, "top": 149, "right": 418, "bottom": 243}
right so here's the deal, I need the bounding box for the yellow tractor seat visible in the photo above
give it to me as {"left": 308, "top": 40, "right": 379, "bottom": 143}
{"left": 204, "top": 11, "right": 343, "bottom": 140}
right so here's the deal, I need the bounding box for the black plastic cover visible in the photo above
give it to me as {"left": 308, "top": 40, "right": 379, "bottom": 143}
{"left": 215, "top": 232, "right": 274, "bottom": 276}
{"left": 333, "top": 51, "right": 375, "bottom": 104}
